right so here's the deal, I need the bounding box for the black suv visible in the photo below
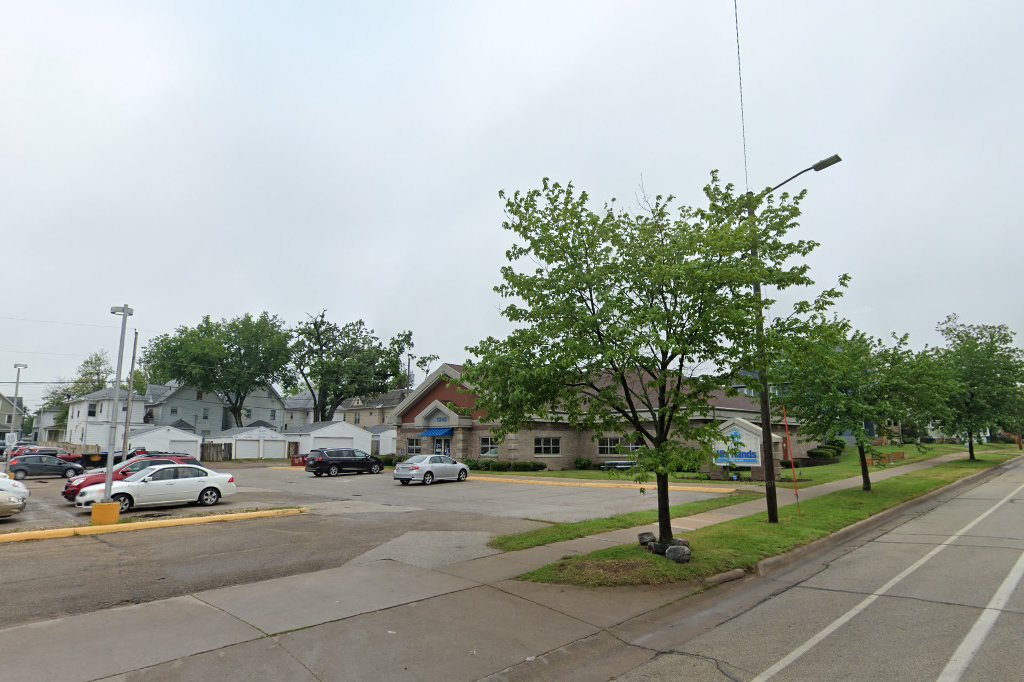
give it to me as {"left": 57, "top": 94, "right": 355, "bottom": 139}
{"left": 305, "top": 449, "right": 383, "bottom": 477}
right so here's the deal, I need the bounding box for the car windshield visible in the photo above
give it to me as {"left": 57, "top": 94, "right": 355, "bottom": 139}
{"left": 404, "top": 455, "right": 429, "bottom": 464}
{"left": 124, "top": 467, "right": 159, "bottom": 482}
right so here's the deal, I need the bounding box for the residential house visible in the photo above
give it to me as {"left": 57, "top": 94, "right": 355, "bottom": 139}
{"left": 0, "top": 393, "right": 26, "bottom": 439}
{"left": 143, "top": 383, "right": 231, "bottom": 438}
{"left": 283, "top": 392, "right": 316, "bottom": 431}
{"left": 336, "top": 388, "right": 408, "bottom": 427}
{"left": 35, "top": 408, "right": 63, "bottom": 443}
{"left": 283, "top": 420, "right": 373, "bottom": 455}
{"left": 364, "top": 423, "right": 397, "bottom": 456}
{"left": 225, "top": 386, "right": 287, "bottom": 432}
{"left": 391, "top": 363, "right": 814, "bottom": 470}
{"left": 64, "top": 388, "right": 147, "bottom": 448}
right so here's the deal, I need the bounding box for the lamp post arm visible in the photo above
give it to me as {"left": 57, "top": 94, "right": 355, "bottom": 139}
{"left": 770, "top": 166, "right": 814, "bottom": 193}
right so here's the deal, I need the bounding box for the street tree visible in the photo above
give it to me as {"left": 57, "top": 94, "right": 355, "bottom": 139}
{"left": 41, "top": 350, "right": 114, "bottom": 428}
{"left": 776, "top": 319, "right": 952, "bottom": 491}
{"left": 289, "top": 311, "right": 435, "bottom": 422}
{"left": 462, "top": 174, "right": 841, "bottom": 542}
{"left": 935, "top": 314, "right": 1024, "bottom": 459}
{"left": 144, "top": 313, "right": 292, "bottom": 427}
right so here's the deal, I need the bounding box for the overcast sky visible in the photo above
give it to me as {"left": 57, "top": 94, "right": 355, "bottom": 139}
{"left": 2, "top": 1, "right": 1021, "bottom": 410}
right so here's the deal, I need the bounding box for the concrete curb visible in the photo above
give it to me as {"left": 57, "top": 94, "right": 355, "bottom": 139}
{"left": 754, "top": 457, "right": 1018, "bottom": 577}
{"left": 0, "top": 507, "right": 308, "bottom": 544}
{"left": 470, "top": 475, "right": 735, "bottom": 494}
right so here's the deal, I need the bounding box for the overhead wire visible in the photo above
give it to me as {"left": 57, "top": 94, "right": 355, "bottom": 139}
{"left": 734, "top": 0, "right": 751, "bottom": 193}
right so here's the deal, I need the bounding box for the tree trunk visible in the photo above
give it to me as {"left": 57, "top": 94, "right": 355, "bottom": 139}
{"left": 858, "top": 442, "right": 871, "bottom": 492}
{"left": 967, "top": 429, "right": 975, "bottom": 461}
{"left": 229, "top": 405, "right": 243, "bottom": 427}
{"left": 656, "top": 472, "right": 673, "bottom": 543}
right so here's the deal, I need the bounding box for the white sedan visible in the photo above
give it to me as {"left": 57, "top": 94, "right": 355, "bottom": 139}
{"left": 75, "top": 464, "right": 237, "bottom": 513}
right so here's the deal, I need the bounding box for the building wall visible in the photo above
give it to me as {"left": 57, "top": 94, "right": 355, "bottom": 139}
{"left": 399, "top": 383, "right": 484, "bottom": 423}
{"left": 65, "top": 398, "right": 147, "bottom": 447}
{"left": 283, "top": 409, "right": 314, "bottom": 432}
{"left": 147, "top": 388, "right": 229, "bottom": 437}
{"left": 225, "top": 388, "right": 286, "bottom": 431}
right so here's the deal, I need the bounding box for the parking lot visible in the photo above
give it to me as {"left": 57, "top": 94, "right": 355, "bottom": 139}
{"left": 2, "top": 463, "right": 726, "bottom": 532}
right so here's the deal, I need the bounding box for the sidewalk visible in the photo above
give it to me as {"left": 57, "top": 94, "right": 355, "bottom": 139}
{"left": 0, "top": 450, "right": 1010, "bottom": 682}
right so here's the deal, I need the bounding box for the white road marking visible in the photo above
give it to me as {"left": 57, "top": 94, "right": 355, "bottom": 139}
{"left": 937, "top": 548, "right": 1024, "bottom": 681}
{"left": 751, "top": 479, "right": 1024, "bottom": 682}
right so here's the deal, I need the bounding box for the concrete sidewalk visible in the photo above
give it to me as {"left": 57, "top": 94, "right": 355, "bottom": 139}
{"left": 0, "top": 450, "right": 1010, "bottom": 682}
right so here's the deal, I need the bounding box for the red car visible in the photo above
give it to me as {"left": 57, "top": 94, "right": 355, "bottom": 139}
{"left": 61, "top": 454, "right": 201, "bottom": 501}
{"left": 13, "top": 446, "right": 82, "bottom": 463}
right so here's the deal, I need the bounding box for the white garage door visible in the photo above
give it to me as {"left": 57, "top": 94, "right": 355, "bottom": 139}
{"left": 168, "top": 440, "right": 199, "bottom": 457}
{"left": 262, "top": 440, "right": 287, "bottom": 458}
{"left": 311, "top": 436, "right": 354, "bottom": 450}
{"left": 236, "top": 439, "right": 260, "bottom": 458}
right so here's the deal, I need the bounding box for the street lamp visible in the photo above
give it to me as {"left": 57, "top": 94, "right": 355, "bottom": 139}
{"left": 751, "top": 154, "right": 841, "bottom": 524}
{"left": 4, "top": 363, "right": 27, "bottom": 476}
{"left": 103, "top": 304, "right": 133, "bottom": 502}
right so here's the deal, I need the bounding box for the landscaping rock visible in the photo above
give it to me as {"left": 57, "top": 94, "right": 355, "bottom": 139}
{"left": 665, "top": 545, "right": 692, "bottom": 563}
{"left": 648, "top": 542, "right": 668, "bottom": 555}
{"left": 638, "top": 532, "right": 656, "bottom": 546}
{"left": 669, "top": 538, "right": 690, "bottom": 548}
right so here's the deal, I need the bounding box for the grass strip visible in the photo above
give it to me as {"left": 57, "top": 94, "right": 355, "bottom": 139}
{"left": 489, "top": 492, "right": 762, "bottom": 552}
{"left": 518, "top": 454, "right": 1016, "bottom": 587}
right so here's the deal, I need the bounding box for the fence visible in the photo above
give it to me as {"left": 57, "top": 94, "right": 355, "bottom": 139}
{"left": 201, "top": 442, "right": 233, "bottom": 462}
{"left": 41, "top": 441, "right": 102, "bottom": 454}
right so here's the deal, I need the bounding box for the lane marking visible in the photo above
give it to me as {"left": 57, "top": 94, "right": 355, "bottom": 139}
{"left": 937, "top": 549, "right": 1024, "bottom": 681}
{"left": 751, "top": 478, "right": 1024, "bottom": 682}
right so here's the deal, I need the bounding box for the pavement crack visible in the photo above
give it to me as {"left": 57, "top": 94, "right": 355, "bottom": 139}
{"left": 271, "top": 636, "right": 325, "bottom": 681}
{"left": 190, "top": 593, "right": 271, "bottom": 637}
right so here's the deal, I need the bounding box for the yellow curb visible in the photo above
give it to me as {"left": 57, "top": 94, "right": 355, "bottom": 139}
{"left": 0, "top": 507, "right": 308, "bottom": 544}
{"left": 469, "top": 475, "right": 733, "bottom": 494}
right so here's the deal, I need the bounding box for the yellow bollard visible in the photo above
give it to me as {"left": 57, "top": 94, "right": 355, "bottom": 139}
{"left": 90, "top": 502, "right": 121, "bottom": 525}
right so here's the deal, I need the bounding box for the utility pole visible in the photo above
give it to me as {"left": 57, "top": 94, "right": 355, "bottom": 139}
{"left": 104, "top": 304, "right": 133, "bottom": 502}
{"left": 119, "top": 331, "right": 139, "bottom": 461}
{"left": 4, "top": 363, "right": 27, "bottom": 476}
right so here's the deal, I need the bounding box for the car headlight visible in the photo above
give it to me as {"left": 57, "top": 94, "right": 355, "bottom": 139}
{"left": 71, "top": 478, "right": 84, "bottom": 485}
{"left": 6, "top": 496, "right": 21, "bottom": 503}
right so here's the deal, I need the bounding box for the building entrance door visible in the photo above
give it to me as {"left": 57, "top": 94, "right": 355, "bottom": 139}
{"left": 434, "top": 437, "right": 451, "bottom": 456}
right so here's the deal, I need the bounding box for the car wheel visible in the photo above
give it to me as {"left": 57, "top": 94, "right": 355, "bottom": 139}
{"left": 370, "top": 463, "right": 381, "bottom": 474}
{"left": 198, "top": 487, "right": 220, "bottom": 506}
{"left": 13, "top": 470, "right": 26, "bottom": 480}
{"left": 328, "top": 465, "right": 339, "bottom": 477}
{"left": 313, "top": 471, "right": 323, "bottom": 477}
{"left": 64, "top": 468, "right": 77, "bottom": 478}
{"left": 399, "top": 480, "right": 410, "bottom": 485}
{"left": 457, "top": 469, "right": 468, "bottom": 482}
{"left": 112, "top": 493, "right": 133, "bottom": 513}
{"left": 422, "top": 472, "right": 434, "bottom": 486}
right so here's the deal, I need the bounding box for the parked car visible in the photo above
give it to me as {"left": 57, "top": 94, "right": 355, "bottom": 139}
{"left": 74, "top": 464, "right": 237, "bottom": 513}
{"left": 8, "top": 454, "right": 84, "bottom": 480}
{"left": 305, "top": 449, "right": 384, "bottom": 477}
{"left": 63, "top": 454, "right": 201, "bottom": 501}
{"left": 598, "top": 460, "right": 635, "bottom": 471}
{"left": 0, "top": 477, "right": 30, "bottom": 518}
{"left": 393, "top": 454, "right": 469, "bottom": 485}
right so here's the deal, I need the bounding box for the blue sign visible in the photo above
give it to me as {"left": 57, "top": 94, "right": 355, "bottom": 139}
{"left": 714, "top": 427, "right": 761, "bottom": 467}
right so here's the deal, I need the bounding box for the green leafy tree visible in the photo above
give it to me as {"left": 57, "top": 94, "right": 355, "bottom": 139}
{"left": 462, "top": 174, "right": 841, "bottom": 542}
{"left": 776, "top": 319, "right": 952, "bottom": 491}
{"left": 144, "top": 313, "right": 292, "bottom": 427}
{"left": 935, "top": 314, "right": 1024, "bottom": 459}
{"left": 41, "top": 350, "right": 114, "bottom": 428}
{"left": 288, "top": 311, "right": 435, "bottom": 422}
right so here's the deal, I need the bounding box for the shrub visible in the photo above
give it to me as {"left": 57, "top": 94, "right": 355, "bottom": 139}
{"left": 825, "top": 438, "right": 847, "bottom": 451}
{"left": 574, "top": 458, "right": 592, "bottom": 470}
{"left": 489, "top": 460, "right": 511, "bottom": 472}
{"left": 806, "top": 447, "right": 834, "bottom": 458}
{"left": 476, "top": 459, "right": 492, "bottom": 471}
{"left": 464, "top": 458, "right": 479, "bottom": 470}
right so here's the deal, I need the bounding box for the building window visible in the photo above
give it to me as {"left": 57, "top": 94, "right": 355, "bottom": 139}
{"left": 598, "top": 437, "right": 619, "bottom": 455}
{"left": 87, "top": 403, "right": 97, "bottom": 417}
{"left": 270, "top": 409, "right": 276, "bottom": 420}
{"left": 170, "top": 407, "right": 178, "bottom": 417}
{"left": 197, "top": 391, "right": 204, "bottom": 400}
{"left": 534, "top": 437, "right": 560, "bottom": 455}
{"left": 354, "top": 413, "right": 361, "bottom": 424}
{"left": 244, "top": 408, "right": 252, "bottom": 419}
{"left": 407, "top": 438, "right": 422, "bottom": 454}
{"left": 98, "top": 402, "right": 103, "bottom": 414}
{"left": 201, "top": 430, "right": 211, "bottom": 436}
{"left": 202, "top": 408, "right": 209, "bottom": 420}
{"left": 480, "top": 437, "right": 498, "bottom": 457}
{"left": 4, "top": 415, "right": 10, "bottom": 425}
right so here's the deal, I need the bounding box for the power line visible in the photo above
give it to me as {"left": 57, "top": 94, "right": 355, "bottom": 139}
{"left": 733, "top": 0, "right": 751, "bottom": 193}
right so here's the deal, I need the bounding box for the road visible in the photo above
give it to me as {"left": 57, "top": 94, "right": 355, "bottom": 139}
{"left": 0, "top": 466, "right": 719, "bottom": 628}
{"left": 613, "top": 458, "right": 1024, "bottom": 681}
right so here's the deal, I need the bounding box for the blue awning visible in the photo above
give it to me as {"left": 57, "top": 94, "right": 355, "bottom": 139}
{"left": 419, "top": 427, "right": 453, "bottom": 437}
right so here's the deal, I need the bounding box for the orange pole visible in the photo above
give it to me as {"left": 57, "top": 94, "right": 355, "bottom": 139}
{"left": 782, "top": 405, "right": 800, "bottom": 515}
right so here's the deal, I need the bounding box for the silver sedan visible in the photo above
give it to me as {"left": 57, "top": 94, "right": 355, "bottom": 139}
{"left": 393, "top": 454, "right": 469, "bottom": 486}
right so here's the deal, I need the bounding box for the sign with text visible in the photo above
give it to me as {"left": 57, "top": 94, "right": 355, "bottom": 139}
{"left": 713, "top": 422, "right": 762, "bottom": 467}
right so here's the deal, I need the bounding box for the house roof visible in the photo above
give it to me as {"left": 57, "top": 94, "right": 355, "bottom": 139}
{"left": 339, "top": 388, "right": 409, "bottom": 410}
{"left": 390, "top": 363, "right": 467, "bottom": 422}
{"left": 283, "top": 421, "right": 337, "bottom": 434}
{"left": 75, "top": 388, "right": 147, "bottom": 403}
{"left": 364, "top": 424, "right": 395, "bottom": 434}
{"left": 245, "top": 419, "right": 278, "bottom": 429}
{"left": 144, "top": 383, "right": 178, "bottom": 405}
{"left": 284, "top": 391, "right": 315, "bottom": 410}
{"left": 128, "top": 424, "right": 201, "bottom": 439}
{"left": 169, "top": 419, "right": 195, "bottom": 431}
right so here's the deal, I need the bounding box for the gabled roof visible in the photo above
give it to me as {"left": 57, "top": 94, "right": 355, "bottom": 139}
{"left": 144, "top": 382, "right": 179, "bottom": 405}
{"left": 128, "top": 424, "right": 202, "bottom": 439}
{"left": 390, "top": 363, "right": 467, "bottom": 422}
{"left": 339, "top": 388, "right": 409, "bottom": 410}
{"left": 75, "top": 388, "right": 147, "bottom": 403}
{"left": 245, "top": 420, "right": 277, "bottom": 429}
{"left": 364, "top": 424, "right": 396, "bottom": 434}
{"left": 284, "top": 421, "right": 336, "bottom": 434}
{"left": 169, "top": 419, "right": 195, "bottom": 431}
{"left": 284, "top": 391, "right": 315, "bottom": 410}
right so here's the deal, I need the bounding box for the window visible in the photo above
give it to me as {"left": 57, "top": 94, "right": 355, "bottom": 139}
{"left": 270, "top": 409, "right": 276, "bottom": 420}
{"left": 407, "top": 438, "right": 422, "bottom": 454}
{"left": 534, "top": 437, "right": 560, "bottom": 455}
{"left": 202, "top": 408, "right": 209, "bottom": 420}
{"left": 480, "top": 437, "right": 498, "bottom": 457}
{"left": 201, "top": 430, "right": 211, "bottom": 436}
{"left": 122, "top": 404, "right": 127, "bottom": 412}
{"left": 197, "top": 391, "right": 204, "bottom": 400}
{"left": 354, "top": 413, "right": 361, "bottom": 424}
{"left": 99, "top": 402, "right": 103, "bottom": 414}
{"left": 244, "top": 408, "right": 252, "bottom": 419}
{"left": 170, "top": 407, "right": 178, "bottom": 417}
{"left": 88, "top": 403, "right": 97, "bottom": 417}
{"left": 598, "top": 437, "right": 620, "bottom": 455}
{"left": 4, "top": 415, "right": 11, "bottom": 425}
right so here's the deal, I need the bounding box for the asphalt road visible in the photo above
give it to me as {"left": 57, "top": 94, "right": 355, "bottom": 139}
{"left": 0, "top": 466, "right": 719, "bottom": 628}
{"left": 614, "top": 459, "right": 1024, "bottom": 681}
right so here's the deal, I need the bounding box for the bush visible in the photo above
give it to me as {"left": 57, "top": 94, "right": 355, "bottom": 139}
{"left": 464, "top": 458, "right": 479, "bottom": 470}
{"left": 476, "top": 459, "right": 492, "bottom": 471}
{"left": 825, "top": 438, "right": 847, "bottom": 451}
{"left": 816, "top": 443, "right": 842, "bottom": 456}
{"left": 574, "top": 458, "right": 592, "bottom": 470}
{"left": 489, "top": 460, "right": 511, "bottom": 472}
{"left": 806, "top": 447, "right": 834, "bottom": 458}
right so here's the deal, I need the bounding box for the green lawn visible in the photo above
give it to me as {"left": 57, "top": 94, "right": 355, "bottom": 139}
{"left": 518, "top": 453, "right": 1018, "bottom": 587}
{"left": 489, "top": 492, "right": 762, "bottom": 552}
